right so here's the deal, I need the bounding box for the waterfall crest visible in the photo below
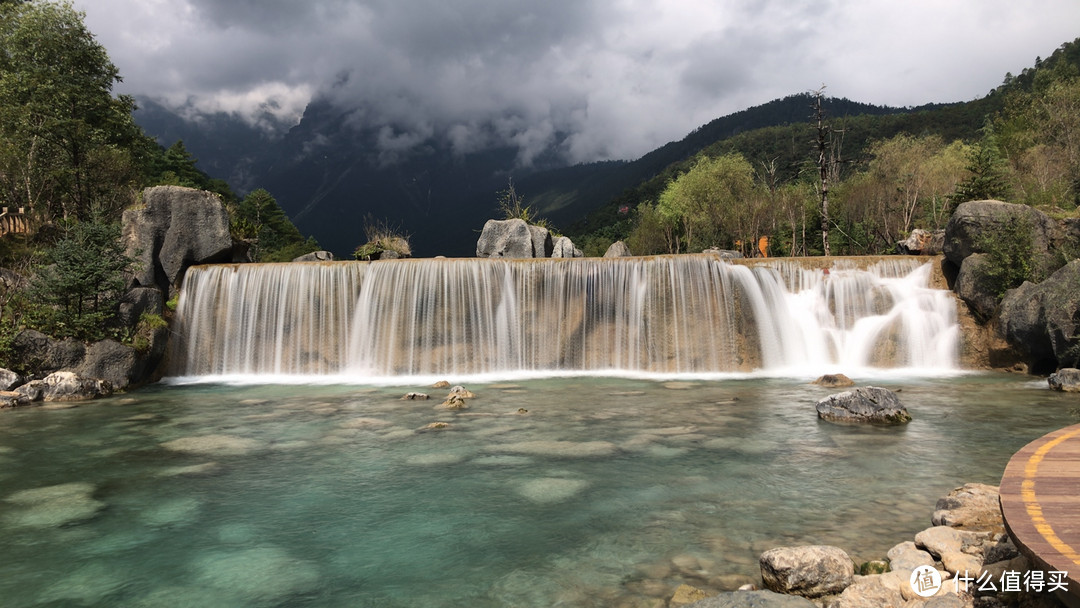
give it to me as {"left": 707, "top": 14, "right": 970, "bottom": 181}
{"left": 168, "top": 256, "right": 957, "bottom": 380}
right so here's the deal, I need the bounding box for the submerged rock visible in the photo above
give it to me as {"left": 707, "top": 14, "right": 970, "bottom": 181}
{"left": 517, "top": 477, "right": 589, "bottom": 503}
{"left": 401, "top": 392, "right": 429, "bottom": 400}
{"left": 193, "top": 546, "right": 320, "bottom": 603}
{"left": 489, "top": 440, "right": 619, "bottom": 458}
{"left": 683, "top": 589, "right": 817, "bottom": 607}
{"left": 811, "top": 374, "right": 855, "bottom": 388}
{"left": 1049, "top": 368, "right": 1080, "bottom": 392}
{"left": 759, "top": 545, "right": 854, "bottom": 598}
{"left": 4, "top": 482, "right": 105, "bottom": 528}
{"left": 815, "top": 387, "right": 911, "bottom": 424}
{"left": 160, "top": 434, "right": 261, "bottom": 456}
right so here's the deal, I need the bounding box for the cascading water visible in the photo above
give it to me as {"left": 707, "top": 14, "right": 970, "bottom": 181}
{"left": 167, "top": 255, "right": 958, "bottom": 380}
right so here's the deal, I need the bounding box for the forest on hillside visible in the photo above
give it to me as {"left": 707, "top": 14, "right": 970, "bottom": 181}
{"left": 565, "top": 40, "right": 1080, "bottom": 259}
{"left": 0, "top": 0, "right": 317, "bottom": 347}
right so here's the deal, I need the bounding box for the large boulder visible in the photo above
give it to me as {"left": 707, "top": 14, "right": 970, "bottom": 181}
{"left": 0, "top": 367, "right": 22, "bottom": 391}
{"left": 76, "top": 340, "right": 145, "bottom": 391}
{"left": 476, "top": 219, "right": 536, "bottom": 258}
{"left": 16, "top": 371, "right": 111, "bottom": 402}
{"left": 604, "top": 240, "right": 632, "bottom": 258}
{"left": 116, "top": 287, "right": 165, "bottom": 330}
{"left": 931, "top": 483, "right": 1003, "bottom": 532}
{"left": 551, "top": 236, "right": 583, "bottom": 258}
{"left": 998, "top": 260, "right": 1080, "bottom": 372}
{"left": 815, "top": 387, "right": 911, "bottom": 424}
{"left": 1049, "top": 368, "right": 1080, "bottom": 392}
{"left": 759, "top": 545, "right": 854, "bottom": 598}
{"left": 123, "top": 185, "right": 234, "bottom": 293}
{"left": 943, "top": 200, "right": 1061, "bottom": 268}
{"left": 898, "top": 228, "right": 945, "bottom": 255}
{"left": 9, "top": 329, "right": 86, "bottom": 375}
{"left": 953, "top": 253, "right": 998, "bottom": 320}
{"left": 529, "top": 225, "right": 553, "bottom": 258}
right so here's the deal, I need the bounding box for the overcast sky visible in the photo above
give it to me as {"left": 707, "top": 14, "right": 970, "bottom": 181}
{"left": 76, "top": 0, "right": 1080, "bottom": 165}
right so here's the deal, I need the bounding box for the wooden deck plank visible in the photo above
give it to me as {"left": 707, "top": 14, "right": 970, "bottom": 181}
{"left": 1000, "top": 423, "right": 1080, "bottom": 607}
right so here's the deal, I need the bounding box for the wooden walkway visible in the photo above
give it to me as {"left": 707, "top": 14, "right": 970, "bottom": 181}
{"left": 1000, "top": 423, "right": 1080, "bottom": 607}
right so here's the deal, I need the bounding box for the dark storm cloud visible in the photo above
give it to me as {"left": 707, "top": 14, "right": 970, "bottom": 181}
{"left": 77, "top": 0, "right": 1080, "bottom": 164}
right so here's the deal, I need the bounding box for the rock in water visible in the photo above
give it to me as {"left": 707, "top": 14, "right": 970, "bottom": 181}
{"left": 682, "top": 590, "right": 816, "bottom": 607}
{"left": 811, "top": 374, "right": 855, "bottom": 388}
{"left": 759, "top": 545, "right": 854, "bottom": 598}
{"left": 931, "top": 483, "right": 1003, "bottom": 532}
{"left": 1049, "top": 368, "right": 1080, "bottom": 392}
{"left": 815, "top": 386, "right": 911, "bottom": 424}
{"left": 16, "top": 371, "right": 111, "bottom": 402}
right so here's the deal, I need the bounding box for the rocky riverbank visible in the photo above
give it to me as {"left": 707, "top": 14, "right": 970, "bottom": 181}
{"left": 605, "top": 483, "right": 1063, "bottom": 608}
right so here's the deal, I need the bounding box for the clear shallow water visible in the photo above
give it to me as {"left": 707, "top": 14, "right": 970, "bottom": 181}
{"left": 0, "top": 374, "right": 1075, "bottom": 607}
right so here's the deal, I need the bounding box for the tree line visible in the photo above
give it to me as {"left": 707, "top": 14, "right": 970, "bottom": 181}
{"left": 0, "top": 0, "right": 318, "bottom": 349}
{"left": 570, "top": 38, "right": 1080, "bottom": 257}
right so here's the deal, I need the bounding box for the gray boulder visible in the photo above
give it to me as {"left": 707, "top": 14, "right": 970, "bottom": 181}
{"left": 0, "top": 391, "right": 31, "bottom": 408}
{"left": 76, "top": 340, "right": 142, "bottom": 391}
{"left": 931, "top": 483, "right": 1003, "bottom": 532}
{"left": 551, "top": 236, "right": 583, "bottom": 258}
{"left": 292, "top": 250, "right": 334, "bottom": 262}
{"left": 123, "top": 185, "right": 234, "bottom": 293}
{"left": 476, "top": 219, "right": 536, "bottom": 258}
{"left": 703, "top": 248, "right": 744, "bottom": 259}
{"left": 998, "top": 260, "right": 1080, "bottom": 372}
{"left": 10, "top": 329, "right": 86, "bottom": 375}
{"left": 953, "top": 253, "right": 999, "bottom": 320}
{"left": 759, "top": 545, "right": 854, "bottom": 598}
{"left": 898, "top": 228, "right": 945, "bottom": 255}
{"left": 16, "top": 371, "right": 111, "bottom": 402}
{"left": 529, "top": 225, "right": 553, "bottom": 258}
{"left": 815, "top": 387, "right": 911, "bottom": 424}
{"left": 116, "top": 287, "right": 165, "bottom": 329}
{"left": 684, "top": 590, "right": 816, "bottom": 608}
{"left": 604, "top": 240, "right": 632, "bottom": 258}
{"left": 943, "top": 200, "right": 1061, "bottom": 267}
{"left": 0, "top": 368, "right": 22, "bottom": 391}
{"left": 1049, "top": 368, "right": 1080, "bottom": 393}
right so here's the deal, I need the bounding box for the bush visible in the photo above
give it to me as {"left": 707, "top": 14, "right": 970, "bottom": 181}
{"left": 24, "top": 218, "right": 133, "bottom": 341}
{"left": 973, "top": 219, "right": 1034, "bottom": 299}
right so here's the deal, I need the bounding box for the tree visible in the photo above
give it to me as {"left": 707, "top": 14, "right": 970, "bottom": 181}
{"left": 233, "top": 188, "right": 315, "bottom": 262}
{"left": 951, "top": 125, "right": 1013, "bottom": 204}
{"left": 653, "top": 153, "right": 757, "bottom": 253}
{"left": 0, "top": 0, "right": 149, "bottom": 221}
{"left": 812, "top": 88, "right": 837, "bottom": 256}
{"left": 25, "top": 217, "right": 132, "bottom": 341}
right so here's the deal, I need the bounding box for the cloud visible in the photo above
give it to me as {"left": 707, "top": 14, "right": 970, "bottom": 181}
{"left": 77, "top": 0, "right": 1080, "bottom": 164}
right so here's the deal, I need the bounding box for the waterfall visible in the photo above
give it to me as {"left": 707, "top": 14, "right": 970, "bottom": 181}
{"left": 167, "top": 255, "right": 958, "bottom": 380}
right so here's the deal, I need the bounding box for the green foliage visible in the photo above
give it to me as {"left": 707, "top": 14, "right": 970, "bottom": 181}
{"left": 24, "top": 217, "right": 133, "bottom": 341}
{"left": 231, "top": 188, "right": 316, "bottom": 262}
{"left": 128, "top": 311, "right": 166, "bottom": 353}
{"left": 354, "top": 216, "right": 411, "bottom": 260}
{"left": 973, "top": 218, "right": 1034, "bottom": 299}
{"left": 0, "top": 0, "right": 151, "bottom": 221}
{"left": 951, "top": 126, "right": 1013, "bottom": 205}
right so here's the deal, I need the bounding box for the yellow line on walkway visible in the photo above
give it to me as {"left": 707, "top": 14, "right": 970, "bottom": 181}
{"left": 1022, "top": 426, "right": 1080, "bottom": 566}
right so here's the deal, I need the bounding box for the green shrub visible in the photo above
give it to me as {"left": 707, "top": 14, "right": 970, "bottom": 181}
{"left": 973, "top": 218, "right": 1034, "bottom": 299}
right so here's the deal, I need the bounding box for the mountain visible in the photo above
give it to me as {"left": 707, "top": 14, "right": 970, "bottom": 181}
{"left": 130, "top": 94, "right": 964, "bottom": 258}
